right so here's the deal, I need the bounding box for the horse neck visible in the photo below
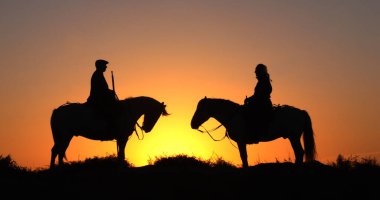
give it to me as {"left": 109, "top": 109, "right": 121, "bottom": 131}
{"left": 120, "top": 99, "right": 144, "bottom": 119}
{"left": 206, "top": 99, "right": 239, "bottom": 126}
{"left": 120, "top": 97, "right": 157, "bottom": 118}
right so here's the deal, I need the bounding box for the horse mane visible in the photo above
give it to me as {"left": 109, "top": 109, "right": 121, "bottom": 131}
{"left": 120, "top": 96, "right": 169, "bottom": 116}
{"left": 203, "top": 98, "right": 240, "bottom": 106}
{"left": 200, "top": 98, "right": 241, "bottom": 113}
{"left": 119, "top": 96, "right": 161, "bottom": 108}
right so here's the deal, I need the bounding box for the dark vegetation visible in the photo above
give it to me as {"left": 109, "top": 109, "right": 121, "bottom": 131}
{"left": 1, "top": 154, "right": 379, "bottom": 199}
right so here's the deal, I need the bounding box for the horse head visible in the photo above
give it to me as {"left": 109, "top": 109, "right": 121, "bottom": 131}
{"left": 191, "top": 96, "right": 211, "bottom": 129}
{"left": 142, "top": 101, "right": 169, "bottom": 133}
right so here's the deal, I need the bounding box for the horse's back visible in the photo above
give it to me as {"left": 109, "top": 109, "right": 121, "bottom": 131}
{"left": 274, "top": 104, "right": 302, "bottom": 112}
{"left": 51, "top": 103, "right": 90, "bottom": 129}
{"left": 271, "top": 104, "right": 309, "bottom": 134}
{"left": 273, "top": 104, "right": 307, "bottom": 119}
{"left": 51, "top": 102, "right": 112, "bottom": 139}
{"left": 52, "top": 103, "right": 85, "bottom": 119}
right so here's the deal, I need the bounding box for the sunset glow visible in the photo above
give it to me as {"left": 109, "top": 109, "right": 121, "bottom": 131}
{"left": 1, "top": 1, "right": 379, "bottom": 169}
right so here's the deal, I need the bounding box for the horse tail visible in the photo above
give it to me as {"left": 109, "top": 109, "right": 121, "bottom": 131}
{"left": 50, "top": 108, "right": 68, "bottom": 161}
{"left": 50, "top": 109, "right": 59, "bottom": 142}
{"left": 303, "top": 110, "right": 316, "bottom": 162}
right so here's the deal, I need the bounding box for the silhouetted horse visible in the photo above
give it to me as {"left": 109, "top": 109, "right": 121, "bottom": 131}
{"left": 50, "top": 96, "right": 169, "bottom": 168}
{"left": 191, "top": 97, "right": 316, "bottom": 168}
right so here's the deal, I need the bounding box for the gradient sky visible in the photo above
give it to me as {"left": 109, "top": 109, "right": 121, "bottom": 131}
{"left": 0, "top": 0, "right": 379, "bottom": 169}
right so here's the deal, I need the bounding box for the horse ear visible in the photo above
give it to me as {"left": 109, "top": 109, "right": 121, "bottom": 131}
{"left": 161, "top": 102, "right": 166, "bottom": 106}
{"left": 204, "top": 96, "right": 207, "bottom": 99}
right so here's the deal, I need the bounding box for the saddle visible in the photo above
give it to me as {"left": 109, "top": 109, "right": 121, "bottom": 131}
{"left": 85, "top": 101, "right": 122, "bottom": 134}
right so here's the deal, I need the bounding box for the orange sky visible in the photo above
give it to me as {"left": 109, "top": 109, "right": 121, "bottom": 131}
{"left": 0, "top": 1, "right": 379, "bottom": 169}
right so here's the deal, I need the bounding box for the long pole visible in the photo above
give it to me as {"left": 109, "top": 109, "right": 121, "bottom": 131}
{"left": 111, "top": 71, "right": 115, "bottom": 92}
{"left": 111, "top": 71, "right": 119, "bottom": 100}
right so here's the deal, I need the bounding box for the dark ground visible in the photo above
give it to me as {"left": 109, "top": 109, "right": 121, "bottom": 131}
{"left": 1, "top": 156, "right": 379, "bottom": 199}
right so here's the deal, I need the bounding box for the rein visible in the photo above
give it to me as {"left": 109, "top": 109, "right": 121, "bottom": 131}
{"left": 197, "top": 124, "right": 225, "bottom": 141}
{"left": 197, "top": 124, "right": 238, "bottom": 149}
{"left": 134, "top": 122, "right": 145, "bottom": 140}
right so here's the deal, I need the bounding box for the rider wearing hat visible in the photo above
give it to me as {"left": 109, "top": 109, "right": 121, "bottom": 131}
{"left": 87, "top": 59, "right": 118, "bottom": 124}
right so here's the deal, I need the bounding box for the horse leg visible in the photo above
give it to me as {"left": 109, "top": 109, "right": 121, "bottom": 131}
{"left": 289, "top": 137, "right": 304, "bottom": 165}
{"left": 237, "top": 142, "right": 248, "bottom": 168}
{"left": 58, "top": 136, "right": 73, "bottom": 166}
{"left": 58, "top": 150, "right": 65, "bottom": 166}
{"left": 50, "top": 144, "right": 58, "bottom": 169}
{"left": 116, "top": 138, "right": 127, "bottom": 163}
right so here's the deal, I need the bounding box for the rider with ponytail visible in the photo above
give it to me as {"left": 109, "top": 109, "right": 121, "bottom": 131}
{"left": 244, "top": 63, "right": 274, "bottom": 133}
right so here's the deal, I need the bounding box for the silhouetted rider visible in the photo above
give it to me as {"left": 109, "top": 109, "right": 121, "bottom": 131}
{"left": 86, "top": 59, "right": 118, "bottom": 124}
{"left": 244, "top": 63, "right": 273, "bottom": 133}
